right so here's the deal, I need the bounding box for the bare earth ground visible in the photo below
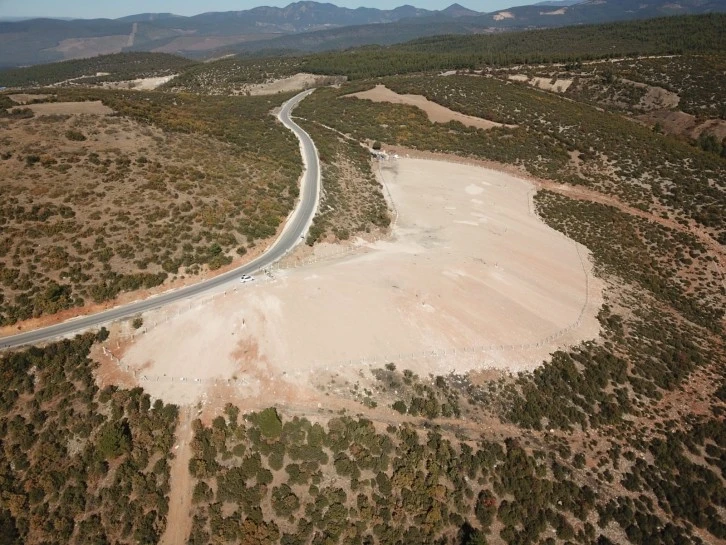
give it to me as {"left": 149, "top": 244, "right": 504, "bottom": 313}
{"left": 9, "top": 101, "right": 113, "bottom": 116}
{"left": 637, "top": 109, "right": 726, "bottom": 140}
{"left": 100, "top": 157, "right": 603, "bottom": 409}
{"left": 236, "top": 73, "right": 347, "bottom": 96}
{"left": 7, "top": 94, "right": 50, "bottom": 104}
{"left": 347, "top": 85, "right": 516, "bottom": 130}
{"left": 158, "top": 406, "right": 194, "bottom": 545}
{"left": 508, "top": 74, "right": 573, "bottom": 93}
{"left": 101, "top": 75, "right": 178, "bottom": 91}
{"left": 621, "top": 78, "right": 680, "bottom": 110}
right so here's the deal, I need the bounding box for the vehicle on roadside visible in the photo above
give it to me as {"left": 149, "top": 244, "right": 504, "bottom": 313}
{"left": 239, "top": 274, "right": 255, "bottom": 283}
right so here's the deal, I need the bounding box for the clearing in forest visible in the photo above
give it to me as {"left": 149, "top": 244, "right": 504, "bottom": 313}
{"left": 105, "top": 157, "right": 603, "bottom": 409}
{"left": 346, "top": 85, "right": 515, "bottom": 130}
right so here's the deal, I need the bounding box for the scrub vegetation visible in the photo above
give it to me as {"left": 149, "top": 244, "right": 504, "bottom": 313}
{"left": 0, "top": 88, "right": 301, "bottom": 325}
{"left": 0, "top": 12, "right": 724, "bottom": 545}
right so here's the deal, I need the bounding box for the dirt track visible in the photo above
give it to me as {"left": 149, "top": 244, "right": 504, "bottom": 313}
{"left": 159, "top": 407, "right": 194, "bottom": 545}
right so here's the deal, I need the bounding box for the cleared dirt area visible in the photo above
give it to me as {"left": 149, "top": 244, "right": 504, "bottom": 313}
{"left": 347, "top": 85, "right": 514, "bottom": 130}
{"left": 101, "top": 75, "right": 178, "bottom": 91}
{"left": 9, "top": 100, "right": 113, "bottom": 116}
{"left": 236, "top": 73, "right": 346, "bottom": 96}
{"left": 637, "top": 109, "right": 726, "bottom": 140}
{"left": 508, "top": 74, "right": 573, "bottom": 93}
{"left": 622, "top": 78, "right": 680, "bottom": 110}
{"left": 7, "top": 93, "right": 50, "bottom": 104}
{"left": 111, "top": 157, "right": 603, "bottom": 407}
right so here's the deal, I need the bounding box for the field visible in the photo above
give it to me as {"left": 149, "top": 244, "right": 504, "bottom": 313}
{"left": 1, "top": 15, "right": 725, "bottom": 545}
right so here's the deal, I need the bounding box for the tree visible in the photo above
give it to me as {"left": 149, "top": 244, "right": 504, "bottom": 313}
{"left": 97, "top": 420, "right": 132, "bottom": 459}
{"left": 475, "top": 490, "right": 496, "bottom": 529}
{"left": 253, "top": 408, "right": 282, "bottom": 438}
{"left": 0, "top": 509, "right": 19, "bottom": 545}
{"left": 458, "top": 521, "right": 487, "bottom": 545}
{"left": 392, "top": 400, "right": 407, "bottom": 414}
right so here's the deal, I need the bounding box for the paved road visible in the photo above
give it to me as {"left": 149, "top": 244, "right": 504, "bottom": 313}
{"left": 0, "top": 89, "right": 320, "bottom": 350}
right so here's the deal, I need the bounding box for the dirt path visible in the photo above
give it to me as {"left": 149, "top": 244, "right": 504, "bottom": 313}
{"left": 159, "top": 407, "right": 194, "bottom": 545}
{"left": 127, "top": 22, "right": 138, "bottom": 48}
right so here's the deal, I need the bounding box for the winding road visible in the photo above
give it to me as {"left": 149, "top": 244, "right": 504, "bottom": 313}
{"left": 0, "top": 89, "right": 321, "bottom": 349}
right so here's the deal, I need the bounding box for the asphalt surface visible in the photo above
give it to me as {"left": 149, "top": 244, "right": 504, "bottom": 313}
{"left": 0, "top": 89, "right": 321, "bottom": 350}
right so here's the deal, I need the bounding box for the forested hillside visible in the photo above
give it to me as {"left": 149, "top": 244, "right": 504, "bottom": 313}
{"left": 0, "top": 52, "right": 197, "bottom": 88}
{"left": 0, "top": 89, "right": 301, "bottom": 325}
{"left": 301, "top": 14, "right": 726, "bottom": 79}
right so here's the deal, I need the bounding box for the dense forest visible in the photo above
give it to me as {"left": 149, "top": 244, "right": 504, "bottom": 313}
{"left": 0, "top": 52, "right": 197, "bottom": 88}
{"left": 0, "top": 332, "right": 179, "bottom": 544}
{"left": 299, "top": 13, "right": 726, "bottom": 79}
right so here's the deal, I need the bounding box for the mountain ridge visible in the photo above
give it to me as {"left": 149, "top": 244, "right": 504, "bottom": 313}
{"left": 1, "top": 0, "right": 724, "bottom": 68}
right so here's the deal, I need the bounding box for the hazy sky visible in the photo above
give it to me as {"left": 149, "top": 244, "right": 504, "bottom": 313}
{"left": 0, "top": 1, "right": 517, "bottom": 20}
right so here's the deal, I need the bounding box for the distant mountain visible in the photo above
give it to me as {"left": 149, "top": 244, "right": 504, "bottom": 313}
{"left": 116, "top": 13, "right": 182, "bottom": 23}
{"left": 0, "top": 16, "right": 76, "bottom": 22}
{"left": 440, "top": 3, "right": 482, "bottom": 17}
{"left": 479, "top": 0, "right": 726, "bottom": 28}
{"left": 531, "top": 0, "right": 582, "bottom": 6}
{"left": 220, "top": 18, "right": 484, "bottom": 56}
{"left": 0, "top": 0, "right": 724, "bottom": 69}
{"left": 0, "top": 1, "right": 453, "bottom": 68}
{"left": 213, "top": 0, "right": 726, "bottom": 57}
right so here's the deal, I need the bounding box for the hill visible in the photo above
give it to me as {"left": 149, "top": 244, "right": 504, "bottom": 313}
{"left": 0, "top": 2, "right": 457, "bottom": 68}
{"left": 0, "top": 52, "right": 197, "bottom": 88}
{"left": 1, "top": 0, "right": 725, "bottom": 68}
{"left": 475, "top": 0, "right": 726, "bottom": 28}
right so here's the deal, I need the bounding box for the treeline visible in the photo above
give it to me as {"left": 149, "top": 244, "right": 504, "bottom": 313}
{"left": 5, "top": 14, "right": 723, "bottom": 89}
{"left": 298, "top": 13, "right": 726, "bottom": 79}
{"left": 0, "top": 52, "right": 197, "bottom": 88}
{"left": 161, "top": 56, "right": 307, "bottom": 94}
{"left": 161, "top": 14, "right": 726, "bottom": 90}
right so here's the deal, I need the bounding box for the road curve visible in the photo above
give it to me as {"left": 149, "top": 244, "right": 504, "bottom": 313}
{"left": 0, "top": 89, "right": 321, "bottom": 350}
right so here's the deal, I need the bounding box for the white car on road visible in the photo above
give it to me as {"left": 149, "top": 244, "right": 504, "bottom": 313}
{"left": 239, "top": 274, "right": 255, "bottom": 284}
